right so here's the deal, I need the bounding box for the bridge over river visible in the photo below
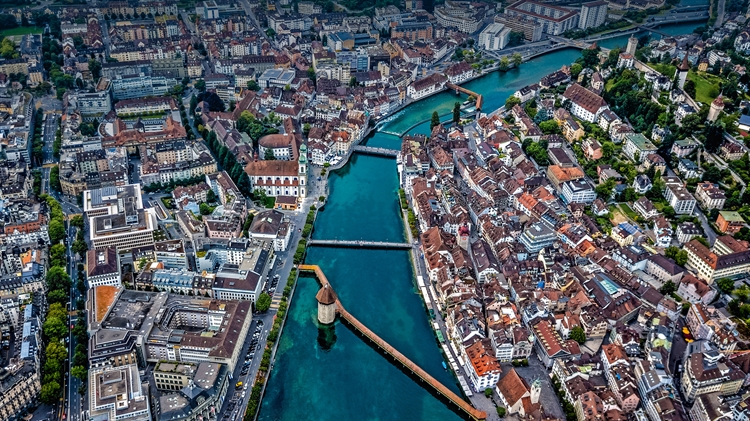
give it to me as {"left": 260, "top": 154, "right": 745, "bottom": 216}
{"left": 307, "top": 239, "right": 412, "bottom": 249}
{"left": 352, "top": 145, "right": 400, "bottom": 158}
{"left": 299, "top": 264, "right": 487, "bottom": 421}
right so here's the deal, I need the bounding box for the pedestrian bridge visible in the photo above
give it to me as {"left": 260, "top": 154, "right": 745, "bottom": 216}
{"left": 298, "top": 264, "right": 487, "bottom": 421}
{"left": 352, "top": 145, "right": 400, "bottom": 157}
{"left": 307, "top": 239, "right": 412, "bottom": 249}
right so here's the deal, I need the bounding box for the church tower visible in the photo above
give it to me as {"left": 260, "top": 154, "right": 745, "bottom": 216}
{"left": 677, "top": 54, "right": 690, "bottom": 90}
{"left": 298, "top": 143, "right": 308, "bottom": 198}
{"left": 530, "top": 379, "right": 542, "bottom": 405}
{"left": 316, "top": 284, "right": 338, "bottom": 324}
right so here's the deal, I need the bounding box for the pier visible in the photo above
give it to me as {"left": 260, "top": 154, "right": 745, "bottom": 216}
{"left": 445, "top": 83, "right": 483, "bottom": 110}
{"left": 299, "top": 264, "right": 487, "bottom": 421}
{"left": 352, "top": 145, "right": 400, "bottom": 157}
{"left": 307, "top": 239, "right": 412, "bottom": 249}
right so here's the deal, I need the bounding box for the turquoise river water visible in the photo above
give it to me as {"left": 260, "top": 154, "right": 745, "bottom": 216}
{"left": 258, "top": 15, "right": 706, "bottom": 421}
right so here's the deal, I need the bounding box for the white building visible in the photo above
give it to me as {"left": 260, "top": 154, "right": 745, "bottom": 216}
{"left": 86, "top": 247, "right": 121, "bottom": 287}
{"left": 561, "top": 179, "right": 596, "bottom": 204}
{"left": 258, "top": 133, "right": 295, "bottom": 160}
{"left": 407, "top": 73, "right": 447, "bottom": 100}
{"left": 479, "top": 23, "right": 511, "bottom": 51}
{"left": 248, "top": 209, "right": 293, "bottom": 252}
{"left": 663, "top": 178, "right": 697, "bottom": 215}
{"left": 562, "top": 83, "right": 608, "bottom": 123}
{"left": 578, "top": 1, "right": 608, "bottom": 30}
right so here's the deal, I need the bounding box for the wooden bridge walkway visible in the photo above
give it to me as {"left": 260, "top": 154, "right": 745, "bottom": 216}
{"left": 299, "top": 264, "right": 487, "bottom": 420}
{"left": 445, "top": 83, "right": 484, "bottom": 111}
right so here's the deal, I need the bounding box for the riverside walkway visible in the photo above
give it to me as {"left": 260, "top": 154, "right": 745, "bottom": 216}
{"left": 299, "top": 264, "right": 487, "bottom": 421}
{"left": 307, "top": 239, "right": 412, "bottom": 249}
{"left": 352, "top": 145, "right": 399, "bottom": 157}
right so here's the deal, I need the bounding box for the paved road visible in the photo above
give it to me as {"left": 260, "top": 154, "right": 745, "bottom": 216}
{"left": 43, "top": 113, "right": 58, "bottom": 165}
{"left": 714, "top": 0, "right": 726, "bottom": 28}
{"left": 66, "top": 224, "right": 85, "bottom": 421}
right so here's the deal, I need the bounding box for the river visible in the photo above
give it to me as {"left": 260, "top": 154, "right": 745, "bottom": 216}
{"left": 258, "top": 16, "right": 706, "bottom": 421}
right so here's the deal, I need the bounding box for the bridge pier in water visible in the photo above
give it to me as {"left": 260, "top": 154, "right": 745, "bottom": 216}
{"left": 300, "top": 264, "right": 487, "bottom": 420}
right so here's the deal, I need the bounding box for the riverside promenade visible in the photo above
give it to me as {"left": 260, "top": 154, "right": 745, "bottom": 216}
{"left": 299, "top": 264, "right": 487, "bottom": 421}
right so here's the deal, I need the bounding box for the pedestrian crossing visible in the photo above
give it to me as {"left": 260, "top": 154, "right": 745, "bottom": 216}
{"left": 270, "top": 295, "right": 284, "bottom": 309}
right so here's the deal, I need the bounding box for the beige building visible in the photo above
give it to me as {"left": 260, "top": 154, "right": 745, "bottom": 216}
{"left": 84, "top": 184, "right": 157, "bottom": 251}
{"left": 153, "top": 362, "right": 196, "bottom": 391}
{"left": 0, "top": 365, "right": 41, "bottom": 421}
{"left": 88, "top": 364, "right": 151, "bottom": 421}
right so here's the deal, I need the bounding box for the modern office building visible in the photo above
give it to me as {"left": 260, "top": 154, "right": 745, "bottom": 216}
{"left": 479, "top": 23, "right": 512, "bottom": 51}
{"left": 84, "top": 185, "right": 157, "bottom": 251}
{"left": 578, "top": 1, "right": 608, "bottom": 30}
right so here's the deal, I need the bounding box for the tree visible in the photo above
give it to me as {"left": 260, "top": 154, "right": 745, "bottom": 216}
{"left": 660, "top": 280, "right": 677, "bottom": 295}
{"left": 511, "top": 53, "right": 522, "bottom": 66}
{"left": 43, "top": 314, "right": 67, "bottom": 339}
{"left": 195, "top": 79, "right": 206, "bottom": 92}
{"left": 48, "top": 218, "right": 65, "bottom": 244}
{"left": 505, "top": 95, "right": 520, "bottom": 109}
{"left": 71, "top": 365, "right": 88, "bottom": 381}
{"left": 256, "top": 292, "right": 272, "bottom": 312}
{"left": 88, "top": 59, "right": 102, "bottom": 80}
{"left": 72, "top": 238, "right": 88, "bottom": 259}
{"left": 40, "top": 382, "right": 62, "bottom": 404}
{"left": 247, "top": 80, "right": 260, "bottom": 91}
{"left": 46, "top": 266, "right": 72, "bottom": 291}
{"left": 595, "top": 179, "right": 616, "bottom": 199}
{"left": 50, "top": 243, "right": 66, "bottom": 267}
{"left": 496, "top": 407, "right": 506, "bottom": 417}
{"left": 430, "top": 111, "right": 440, "bottom": 130}
{"left": 675, "top": 250, "right": 688, "bottom": 266}
{"left": 484, "top": 388, "right": 493, "bottom": 398}
{"left": 684, "top": 79, "right": 696, "bottom": 98}
{"left": 264, "top": 148, "right": 276, "bottom": 160}
{"left": 70, "top": 214, "right": 84, "bottom": 229}
{"left": 570, "top": 63, "right": 583, "bottom": 79}
{"left": 570, "top": 326, "right": 586, "bottom": 344}
{"left": 206, "top": 189, "right": 217, "bottom": 203}
{"left": 539, "top": 120, "right": 560, "bottom": 135}
{"left": 507, "top": 32, "right": 524, "bottom": 48}
{"left": 199, "top": 202, "right": 212, "bottom": 215}
{"left": 349, "top": 76, "right": 358, "bottom": 87}
{"left": 498, "top": 56, "right": 509, "bottom": 71}
{"left": 452, "top": 102, "right": 461, "bottom": 124}
{"left": 717, "top": 278, "right": 735, "bottom": 294}
{"left": 307, "top": 67, "right": 316, "bottom": 81}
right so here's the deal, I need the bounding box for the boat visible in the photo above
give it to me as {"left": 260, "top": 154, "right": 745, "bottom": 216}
{"left": 428, "top": 308, "right": 435, "bottom": 319}
{"left": 442, "top": 361, "right": 447, "bottom": 370}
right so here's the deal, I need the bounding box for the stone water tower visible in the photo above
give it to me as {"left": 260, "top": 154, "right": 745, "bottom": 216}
{"left": 316, "top": 284, "right": 338, "bottom": 324}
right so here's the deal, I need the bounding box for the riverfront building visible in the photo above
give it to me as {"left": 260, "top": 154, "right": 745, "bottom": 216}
{"left": 578, "top": 1, "right": 608, "bottom": 30}
{"left": 479, "top": 23, "right": 511, "bottom": 51}
{"left": 506, "top": 0, "right": 580, "bottom": 35}
{"left": 87, "top": 288, "right": 252, "bottom": 371}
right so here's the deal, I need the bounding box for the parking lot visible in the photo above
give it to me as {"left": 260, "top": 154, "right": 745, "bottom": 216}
{"left": 221, "top": 319, "right": 268, "bottom": 421}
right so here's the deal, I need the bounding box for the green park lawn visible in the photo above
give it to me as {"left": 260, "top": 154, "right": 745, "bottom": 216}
{"left": 651, "top": 63, "right": 676, "bottom": 78}
{"left": 687, "top": 70, "right": 721, "bottom": 104}
{"left": 0, "top": 26, "right": 43, "bottom": 39}
{"left": 619, "top": 203, "right": 639, "bottom": 220}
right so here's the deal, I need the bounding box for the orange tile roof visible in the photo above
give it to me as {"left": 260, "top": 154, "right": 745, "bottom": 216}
{"left": 94, "top": 285, "right": 120, "bottom": 323}
{"left": 466, "top": 340, "right": 502, "bottom": 377}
